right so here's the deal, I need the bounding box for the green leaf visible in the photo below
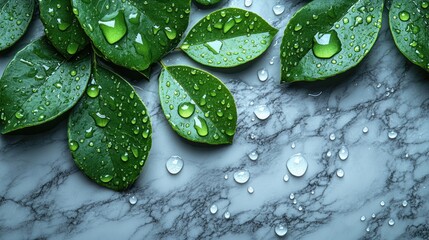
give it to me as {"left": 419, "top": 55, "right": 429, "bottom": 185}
{"left": 68, "top": 65, "right": 152, "bottom": 191}
{"left": 159, "top": 65, "right": 237, "bottom": 145}
{"left": 180, "top": 8, "right": 278, "bottom": 68}
{"left": 71, "top": 0, "right": 191, "bottom": 71}
{"left": 195, "top": 0, "right": 222, "bottom": 7}
{"left": 0, "top": 0, "right": 34, "bottom": 51}
{"left": 280, "top": 0, "right": 384, "bottom": 82}
{"left": 0, "top": 37, "right": 91, "bottom": 134}
{"left": 389, "top": 0, "right": 429, "bottom": 72}
{"left": 39, "top": 0, "right": 89, "bottom": 58}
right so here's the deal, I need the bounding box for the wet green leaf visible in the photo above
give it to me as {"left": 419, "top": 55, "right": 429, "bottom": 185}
{"left": 39, "top": 0, "right": 89, "bottom": 58}
{"left": 181, "top": 8, "right": 278, "bottom": 68}
{"left": 280, "top": 0, "right": 384, "bottom": 82}
{"left": 159, "top": 65, "right": 237, "bottom": 145}
{"left": 68, "top": 65, "right": 152, "bottom": 191}
{"left": 389, "top": 0, "right": 429, "bottom": 72}
{"left": 195, "top": 0, "right": 222, "bottom": 7}
{"left": 0, "top": 0, "right": 34, "bottom": 51}
{"left": 0, "top": 37, "right": 91, "bottom": 134}
{"left": 71, "top": 0, "right": 191, "bottom": 71}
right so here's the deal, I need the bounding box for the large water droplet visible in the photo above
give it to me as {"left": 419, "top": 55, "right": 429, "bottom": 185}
{"left": 178, "top": 102, "right": 195, "bottom": 118}
{"left": 254, "top": 104, "right": 271, "bottom": 120}
{"left": 98, "top": 10, "right": 127, "bottom": 44}
{"left": 399, "top": 11, "right": 410, "bottom": 22}
{"left": 338, "top": 146, "right": 349, "bottom": 160}
{"left": 166, "top": 155, "right": 184, "bottom": 175}
{"left": 286, "top": 153, "right": 308, "bottom": 177}
{"left": 210, "top": 204, "right": 218, "bottom": 214}
{"left": 91, "top": 112, "right": 110, "bottom": 127}
{"left": 275, "top": 224, "right": 288, "bottom": 237}
{"left": 272, "top": 4, "right": 285, "bottom": 15}
{"left": 257, "top": 68, "right": 269, "bottom": 81}
{"left": 194, "top": 116, "right": 209, "bottom": 137}
{"left": 312, "top": 30, "right": 342, "bottom": 59}
{"left": 164, "top": 27, "right": 177, "bottom": 40}
{"left": 204, "top": 40, "right": 223, "bottom": 54}
{"left": 87, "top": 85, "right": 100, "bottom": 98}
{"left": 233, "top": 170, "right": 250, "bottom": 184}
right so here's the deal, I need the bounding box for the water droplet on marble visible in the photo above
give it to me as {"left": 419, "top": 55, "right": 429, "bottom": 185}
{"left": 329, "top": 133, "right": 336, "bottom": 141}
{"left": 234, "top": 170, "right": 250, "bottom": 184}
{"left": 380, "top": 200, "right": 385, "bottom": 206}
{"left": 291, "top": 142, "right": 296, "bottom": 149}
{"left": 210, "top": 204, "right": 218, "bottom": 214}
{"left": 372, "top": 213, "right": 376, "bottom": 218}
{"left": 336, "top": 168, "right": 345, "bottom": 178}
{"left": 360, "top": 216, "right": 366, "bottom": 222}
{"left": 274, "top": 224, "right": 288, "bottom": 237}
{"left": 388, "top": 131, "right": 398, "bottom": 139}
{"left": 166, "top": 155, "right": 184, "bottom": 175}
{"left": 283, "top": 174, "right": 289, "bottom": 182}
{"left": 129, "top": 196, "right": 137, "bottom": 205}
{"left": 287, "top": 153, "right": 308, "bottom": 177}
{"left": 254, "top": 104, "right": 270, "bottom": 120}
{"left": 224, "top": 174, "right": 228, "bottom": 180}
{"left": 224, "top": 211, "right": 231, "bottom": 219}
{"left": 338, "top": 146, "right": 349, "bottom": 160}
{"left": 289, "top": 193, "right": 295, "bottom": 200}
{"left": 248, "top": 151, "right": 258, "bottom": 161}
{"left": 247, "top": 186, "right": 254, "bottom": 194}
{"left": 366, "top": 227, "right": 370, "bottom": 232}
{"left": 402, "top": 200, "right": 408, "bottom": 207}
{"left": 272, "top": 5, "right": 285, "bottom": 15}
{"left": 244, "top": 0, "right": 252, "bottom": 7}
{"left": 388, "top": 219, "right": 395, "bottom": 226}
{"left": 257, "top": 68, "right": 269, "bottom": 81}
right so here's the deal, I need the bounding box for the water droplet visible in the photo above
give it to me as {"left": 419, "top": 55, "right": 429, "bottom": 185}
{"left": 275, "top": 224, "right": 288, "bottom": 237}
{"left": 224, "top": 174, "right": 228, "bottom": 180}
{"left": 388, "top": 131, "right": 398, "bottom": 139}
{"left": 254, "top": 104, "right": 271, "bottom": 120}
{"left": 100, "top": 174, "right": 113, "bottom": 183}
{"left": 272, "top": 5, "right": 285, "bottom": 16}
{"left": 327, "top": 151, "right": 332, "bottom": 157}
{"left": 336, "top": 168, "right": 345, "bottom": 178}
{"left": 164, "top": 27, "right": 177, "bottom": 40}
{"left": 312, "top": 30, "right": 342, "bottom": 59}
{"left": 69, "top": 141, "right": 79, "bottom": 151}
{"left": 178, "top": 102, "right": 195, "bottom": 118}
{"left": 283, "top": 174, "right": 289, "bottom": 182}
{"left": 360, "top": 216, "right": 366, "bottom": 222}
{"left": 402, "top": 200, "right": 408, "bottom": 207}
{"left": 329, "top": 133, "right": 336, "bottom": 141}
{"left": 98, "top": 10, "right": 127, "bottom": 44}
{"left": 248, "top": 151, "right": 258, "bottom": 161}
{"left": 57, "top": 19, "right": 71, "bottom": 31}
{"left": 372, "top": 213, "right": 376, "bottom": 218}
{"left": 422, "top": 1, "right": 429, "bottom": 9}
{"left": 204, "top": 40, "right": 223, "bottom": 54}
{"left": 134, "top": 33, "right": 150, "bottom": 57}
{"left": 366, "top": 227, "right": 370, "bottom": 232}
{"left": 166, "top": 155, "right": 184, "bottom": 175}
{"left": 15, "top": 111, "right": 24, "bottom": 119}
{"left": 233, "top": 170, "right": 250, "bottom": 184}
{"left": 247, "top": 186, "right": 254, "bottom": 194}
{"left": 87, "top": 85, "right": 100, "bottom": 98}
{"left": 338, "top": 146, "right": 349, "bottom": 160}
{"left": 91, "top": 112, "right": 110, "bottom": 127}
{"left": 380, "top": 200, "right": 385, "bottom": 206}
{"left": 289, "top": 193, "right": 295, "bottom": 200}
{"left": 210, "top": 204, "right": 218, "bottom": 214}
{"left": 388, "top": 219, "right": 395, "bottom": 226}
{"left": 399, "top": 11, "right": 410, "bottom": 22}
{"left": 129, "top": 196, "right": 137, "bottom": 205}
{"left": 244, "top": 0, "right": 252, "bottom": 7}
{"left": 286, "top": 153, "right": 308, "bottom": 177}
{"left": 67, "top": 42, "right": 79, "bottom": 55}
{"left": 257, "top": 68, "right": 269, "bottom": 81}
{"left": 194, "top": 116, "right": 209, "bottom": 137}
{"left": 224, "top": 211, "right": 231, "bottom": 219}
{"left": 362, "top": 126, "right": 369, "bottom": 133}
{"left": 223, "top": 18, "right": 235, "bottom": 33}
{"left": 121, "top": 152, "right": 129, "bottom": 162}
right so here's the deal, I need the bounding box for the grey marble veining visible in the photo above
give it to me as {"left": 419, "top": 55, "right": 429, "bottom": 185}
{"left": 1, "top": 0, "right": 429, "bottom": 239}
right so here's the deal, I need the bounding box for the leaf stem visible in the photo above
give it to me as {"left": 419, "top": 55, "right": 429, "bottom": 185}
{"left": 159, "top": 60, "right": 168, "bottom": 69}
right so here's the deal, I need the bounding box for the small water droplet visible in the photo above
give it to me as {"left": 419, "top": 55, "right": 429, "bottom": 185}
{"left": 178, "top": 102, "right": 195, "bottom": 118}
{"left": 257, "top": 68, "right": 269, "bottom": 81}
{"left": 254, "top": 104, "right": 271, "bottom": 120}
{"left": 329, "top": 133, "right": 336, "bottom": 141}
{"left": 366, "top": 227, "right": 370, "bottom": 232}
{"left": 69, "top": 141, "right": 79, "bottom": 151}
{"left": 336, "top": 168, "right": 345, "bottom": 178}
{"left": 210, "top": 204, "right": 218, "bottom": 214}
{"left": 360, "top": 216, "right": 366, "bottom": 222}
{"left": 224, "top": 211, "right": 231, "bottom": 219}
{"left": 291, "top": 142, "right": 296, "bottom": 149}
{"left": 380, "top": 200, "right": 385, "bottom": 206}
{"left": 98, "top": 10, "right": 127, "bottom": 44}
{"left": 388, "top": 131, "right": 398, "bottom": 139}
{"left": 402, "top": 200, "right": 408, "bottom": 207}
{"left": 283, "top": 174, "right": 289, "bottom": 182}
{"left": 372, "top": 213, "right": 376, "bottom": 218}
{"left": 247, "top": 186, "right": 254, "bottom": 194}
{"left": 399, "top": 11, "right": 410, "bottom": 22}
{"left": 388, "top": 219, "right": 395, "bottom": 226}
{"left": 166, "top": 156, "right": 184, "bottom": 175}
{"left": 362, "top": 126, "right": 369, "bottom": 133}
{"left": 164, "top": 27, "right": 177, "bottom": 40}
{"left": 275, "top": 224, "right": 288, "bottom": 237}
{"left": 338, "top": 146, "right": 349, "bottom": 160}
{"left": 194, "top": 116, "right": 209, "bottom": 137}
{"left": 289, "top": 193, "right": 295, "bottom": 200}
{"left": 248, "top": 151, "right": 258, "bottom": 161}
{"left": 312, "top": 30, "right": 342, "bottom": 59}
{"left": 91, "top": 112, "right": 110, "bottom": 127}
{"left": 224, "top": 174, "right": 228, "bottom": 180}
{"left": 67, "top": 42, "right": 79, "bottom": 55}
{"left": 129, "top": 196, "right": 137, "bottom": 205}
{"left": 87, "top": 85, "right": 100, "bottom": 98}
{"left": 287, "top": 153, "right": 308, "bottom": 177}
{"left": 244, "top": 0, "right": 252, "bottom": 7}
{"left": 100, "top": 174, "right": 113, "bottom": 183}
{"left": 272, "top": 4, "right": 285, "bottom": 16}
{"left": 233, "top": 170, "right": 250, "bottom": 184}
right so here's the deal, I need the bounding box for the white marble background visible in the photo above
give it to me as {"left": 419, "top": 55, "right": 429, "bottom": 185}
{"left": 1, "top": 0, "right": 428, "bottom": 239}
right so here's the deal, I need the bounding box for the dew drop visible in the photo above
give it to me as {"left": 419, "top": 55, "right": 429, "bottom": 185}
{"left": 210, "top": 204, "right": 218, "bottom": 214}
{"left": 257, "top": 68, "right": 269, "bottom": 81}
{"left": 178, "top": 102, "right": 195, "bottom": 118}
{"left": 286, "top": 153, "right": 308, "bottom": 177}
{"left": 312, "top": 30, "right": 342, "bottom": 59}
{"left": 166, "top": 155, "right": 184, "bottom": 175}
{"left": 129, "top": 196, "right": 137, "bottom": 205}
{"left": 254, "top": 104, "right": 271, "bottom": 120}
{"left": 233, "top": 170, "right": 250, "bottom": 184}
{"left": 338, "top": 146, "right": 349, "bottom": 160}
{"left": 275, "top": 224, "right": 288, "bottom": 237}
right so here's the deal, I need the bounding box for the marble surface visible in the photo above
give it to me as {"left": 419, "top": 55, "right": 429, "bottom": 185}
{"left": 1, "top": 0, "right": 429, "bottom": 239}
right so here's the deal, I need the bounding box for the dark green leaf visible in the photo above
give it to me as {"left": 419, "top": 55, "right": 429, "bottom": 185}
{"left": 0, "top": 0, "right": 34, "bottom": 51}
{"left": 280, "top": 0, "right": 384, "bottom": 82}
{"left": 39, "top": 0, "right": 89, "bottom": 58}
{"left": 159, "top": 65, "right": 237, "bottom": 145}
{"left": 389, "top": 0, "right": 429, "bottom": 72}
{"left": 0, "top": 37, "right": 91, "bottom": 134}
{"left": 180, "top": 8, "right": 278, "bottom": 68}
{"left": 71, "top": 0, "right": 191, "bottom": 71}
{"left": 195, "top": 0, "right": 222, "bottom": 7}
{"left": 68, "top": 65, "right": 152, "bottom": 191}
